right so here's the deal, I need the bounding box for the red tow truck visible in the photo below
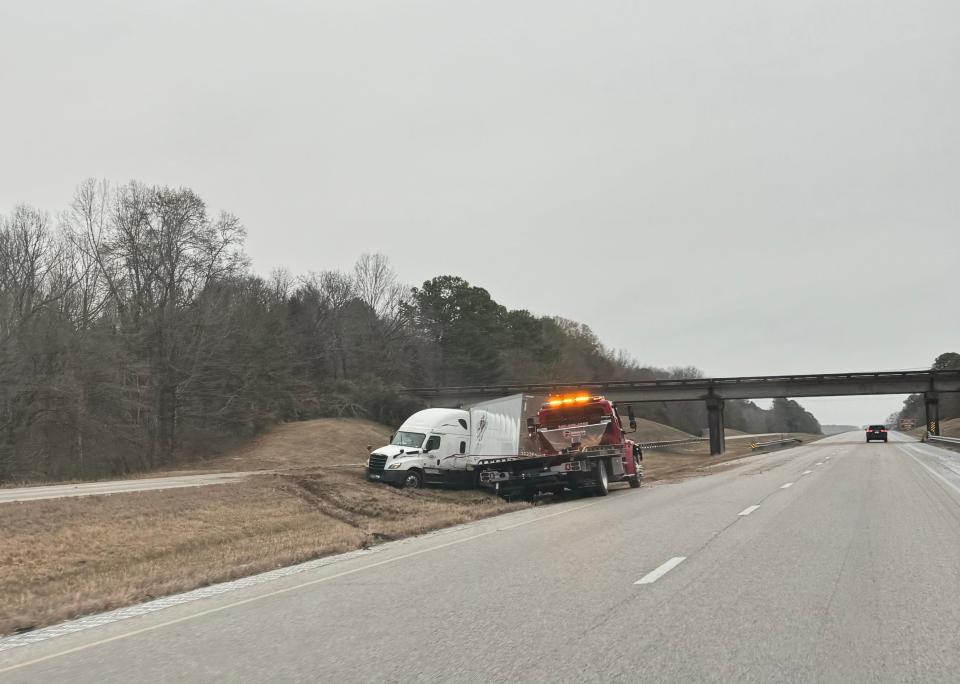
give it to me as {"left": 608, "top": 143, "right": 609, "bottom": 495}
{"left": 476, "top": 394, "right": 642, "bottom": 498}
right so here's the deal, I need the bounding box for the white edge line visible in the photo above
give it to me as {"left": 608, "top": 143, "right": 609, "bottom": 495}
{"left": 635, "top": 556, "right": 687, "bottom": 585}
{"left": 780, "top": 482, "right": 794, "bottom": 489}
{"left": 738, "top": 505, "right": 760, "bottom": 516}
{"left": 902, "top": 447, "right": 960, "bottom": 496}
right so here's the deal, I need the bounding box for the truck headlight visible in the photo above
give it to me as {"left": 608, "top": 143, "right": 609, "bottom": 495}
{"left": 388, "top": 463, "right": 403, "bottom": 469}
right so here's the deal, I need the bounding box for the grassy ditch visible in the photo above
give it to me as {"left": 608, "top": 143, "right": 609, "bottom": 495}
{"left": 0, "top": 468, "right": 524, "bottom": 636}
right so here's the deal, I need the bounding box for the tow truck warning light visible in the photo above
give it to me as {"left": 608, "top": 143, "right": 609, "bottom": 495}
{"left": 545, "top": 394, "right": 602, "bottom": 408}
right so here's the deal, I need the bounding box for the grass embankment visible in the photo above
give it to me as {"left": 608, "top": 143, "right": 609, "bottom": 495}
{"left": 0, "top": 468, "right": 524, "bottom": 636}
{"left": 0, "top": 418, "right": 523, "bottom": 635}
{"left": 907, "top": 417, "right": 960, "bottom": 440}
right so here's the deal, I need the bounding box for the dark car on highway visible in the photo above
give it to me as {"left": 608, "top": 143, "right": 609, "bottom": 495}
{"left": 866, "top": 425, "right": 888, "bottom": 442}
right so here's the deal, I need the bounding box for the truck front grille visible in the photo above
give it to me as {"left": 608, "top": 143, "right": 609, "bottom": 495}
{"left": 368, "top": 454, "right": 388, "bottom": 472}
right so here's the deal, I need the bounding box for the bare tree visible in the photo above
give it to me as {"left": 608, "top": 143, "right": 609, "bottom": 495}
{"left": 267, "top": 267, "right": 294, "bottom": 305}
{"left": 0, "top": 206, "right": 79, "bottom": 480}
{"left": 358, "top": 253, "right": 411, "bottom": 334}
{"left": 78, "top": 182, "right": 249, "bottom": 465}
{"left": 353, "top": 253, "right": 405, "bottom": 319}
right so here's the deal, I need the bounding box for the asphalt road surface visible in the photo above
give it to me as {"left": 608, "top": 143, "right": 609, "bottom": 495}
{"left": 0, "top": 472, "right": 258, "bottom": 503}
{"left": 3, "top": 431, "right": 960, "bottom": 682}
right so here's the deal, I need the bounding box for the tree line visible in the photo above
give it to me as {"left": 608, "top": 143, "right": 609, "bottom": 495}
{"left": 893, "top": 353, "right": 960, "bottom": 427}
{"left": 0, "top": 180, "right": 820, "bottom": 483}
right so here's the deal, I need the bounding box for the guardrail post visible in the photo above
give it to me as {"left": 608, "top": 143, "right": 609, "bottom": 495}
{"left": 706, "top": 395, "right": 725, "bottom": 456}
{"left": 925, "top": 392, "right": 940, "bottom": 436}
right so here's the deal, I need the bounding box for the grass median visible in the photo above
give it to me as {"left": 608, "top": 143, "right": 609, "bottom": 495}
{"left": 0, "top": 469, "right": 525, "bottom": 636}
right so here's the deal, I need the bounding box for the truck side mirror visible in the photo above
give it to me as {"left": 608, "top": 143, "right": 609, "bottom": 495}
{"left": 628, "top": 406, "right": 637, "bottom": 431}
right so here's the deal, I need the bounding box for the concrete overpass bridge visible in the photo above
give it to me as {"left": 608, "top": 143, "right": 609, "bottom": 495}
{"left": 405, "top": 370, "right": 960, "bottom": 455}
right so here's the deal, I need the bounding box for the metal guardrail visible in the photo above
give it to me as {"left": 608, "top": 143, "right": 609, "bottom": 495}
{"left": 750, "top": 438, "right": 803, "bottom": 450}
{"left": 638, "top": 434, "right": 804, "bottom": 451}
{"left": 927, "top": 433, "right": 960, "bottom": 446}
{"left": 636, "top": 437, "right": 707, "bottom": 450}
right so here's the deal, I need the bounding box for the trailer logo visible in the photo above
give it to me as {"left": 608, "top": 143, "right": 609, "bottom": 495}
{"left": 476, "top": 413, "right": 488, "bottom": 445}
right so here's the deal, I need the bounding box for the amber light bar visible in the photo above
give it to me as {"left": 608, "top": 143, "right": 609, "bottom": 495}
{"left": 544, "top": 394, "right": 602, "bottom": 408}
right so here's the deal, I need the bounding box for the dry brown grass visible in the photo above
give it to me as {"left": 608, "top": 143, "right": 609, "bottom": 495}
{"left": 642, "top": 433, "right": 822, "bottom": 483}
{"left": 942, "top": 418, "right": 960, "bottom": 438}
{"left": 905, "top": 418, "right": 960, "bottom": 449}
{"left": 164, "top": 418, "right": 393, "bottom": 473}
{"left": 631, "top": 418, "right": 697, "bottom": 442}
{"left": 928, "top": 417, "right": 960, "bottom": 439}
{"left": 0, "top": 468, "right": 524, "bottom": 636}
{"left": 904, "top": 418, "right": 959, "bottom": 440}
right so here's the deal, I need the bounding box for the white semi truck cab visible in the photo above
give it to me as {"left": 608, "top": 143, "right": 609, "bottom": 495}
{"left": 367, "top": 396, "right": 535, "bottom": 489}
{"left": 367, "top": 408, "right": 472, "bottom": 489}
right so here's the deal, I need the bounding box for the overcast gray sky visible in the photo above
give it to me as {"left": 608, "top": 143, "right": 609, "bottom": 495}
{"left": 2, "top": 0, "right": 957, "bottom": 425}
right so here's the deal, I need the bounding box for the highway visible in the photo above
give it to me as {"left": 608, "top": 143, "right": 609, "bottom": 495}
{"left": 0, "top": 472, "right": 259, "bottom": 504}
{"left": 3, "top": 431, "right": 960, "bottom": 682}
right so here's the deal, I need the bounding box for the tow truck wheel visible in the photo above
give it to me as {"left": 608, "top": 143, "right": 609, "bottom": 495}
{"left": 595, "top": 460, "right": 609, "bottom": 497}
{"left": 628, "top": 455, "right": 641, "bottom": 489}
{"left": 401, "top": 470, "right": 423, "bottom": 489}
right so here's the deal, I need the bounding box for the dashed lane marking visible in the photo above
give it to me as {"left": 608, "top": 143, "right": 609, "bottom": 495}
{"left": 738, "top": 505, "right": 760, "bottom": 516}
{"left": 635, "top": 557, "right": 687, "bottom": 585}
{"left": 780, "top": 482, "right": 794, "bottom": 489}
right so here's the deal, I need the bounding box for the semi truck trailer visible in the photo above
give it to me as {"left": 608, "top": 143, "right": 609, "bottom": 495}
{"left": 367, "top": 393, "right": 642, "bottom": 498}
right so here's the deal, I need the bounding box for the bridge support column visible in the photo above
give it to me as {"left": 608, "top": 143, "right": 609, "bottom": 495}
{"left": 925, "top": 393, "right": 940, "bottom": 436}
{"left": 706, "top": 396, "right": 725, "bottom": 456}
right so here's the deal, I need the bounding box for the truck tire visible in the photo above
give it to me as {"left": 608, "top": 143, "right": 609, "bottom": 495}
{"left": 401, "top": 470, "right": 423, "bottom": 489}
{"left": 628, "top": 454, "right": 642, "bottom": 489}
{"left": 595, "top": 459, "right": 609, "bottom": 497}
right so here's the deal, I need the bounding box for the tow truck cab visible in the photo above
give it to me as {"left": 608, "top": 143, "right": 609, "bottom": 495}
{"left": 525, "top": 394, "right": 642, "bottom": 493}
{"left": 535, "top": 395, "right": 634, "bottom": 454}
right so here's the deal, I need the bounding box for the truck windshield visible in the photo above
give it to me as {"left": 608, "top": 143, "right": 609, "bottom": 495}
{"left": 392, "top": 431, "right": 426, "bottom": 448}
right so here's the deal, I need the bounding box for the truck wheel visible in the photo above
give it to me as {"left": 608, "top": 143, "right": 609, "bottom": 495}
{"left": 595, "top": 460, "right": 609, "bottom": 497}
{"left": 628, "top": 455, "right": 642, "bottom": 489}
{"left": 401, "top": 470, "right": 423, "bottom": 489}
